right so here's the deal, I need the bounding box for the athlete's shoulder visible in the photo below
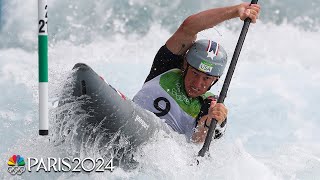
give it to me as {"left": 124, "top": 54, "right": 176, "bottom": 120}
{"left": 144, "top": 45, "right": 183, "bottom": 83}
{"left": 200, "top": 92, "right": 218, "bottom": 100}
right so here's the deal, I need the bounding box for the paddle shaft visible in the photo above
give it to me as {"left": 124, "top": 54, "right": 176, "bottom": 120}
{"left": 198, "top": 0, "right": 259, "bottom": 157}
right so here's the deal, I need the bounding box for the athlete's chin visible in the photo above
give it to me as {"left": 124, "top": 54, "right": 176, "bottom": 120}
{"left": 186, "top": 89, "right": 201, "bottom": 98}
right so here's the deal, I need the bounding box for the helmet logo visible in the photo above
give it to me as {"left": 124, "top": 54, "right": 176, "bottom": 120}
{"left": 199, "top": 60, "right": 213, "bottom": 73}
{"left": 206, "top": 40, "right": 219, "bottom": 59}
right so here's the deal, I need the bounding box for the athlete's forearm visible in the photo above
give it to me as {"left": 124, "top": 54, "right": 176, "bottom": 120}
{"left": 192, "top": 117, "right": 227, "bottom": 143}
{"left": 192, "top": 125, "right": 207, "bottom": 143}
{"left": 192, "top": 116, "right": 210, "bottom": 143}
{"left": 182, "top": 5, "right": 239, "bottom": 36}
{"left": 166, "top": 5, "right": 240, "bottom": 54}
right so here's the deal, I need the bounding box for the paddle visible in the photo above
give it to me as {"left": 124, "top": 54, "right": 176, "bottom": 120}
{"left": 198, "top": 0, "right": 259, "bottom": 157}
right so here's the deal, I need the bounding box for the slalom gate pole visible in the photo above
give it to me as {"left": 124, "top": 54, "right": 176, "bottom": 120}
{"left": 38, "top": 0, "right": 49, "bottom": 136}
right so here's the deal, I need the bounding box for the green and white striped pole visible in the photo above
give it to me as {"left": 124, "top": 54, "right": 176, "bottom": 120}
{"left": 38, "top": 0, "right": 48, "bottom": 135}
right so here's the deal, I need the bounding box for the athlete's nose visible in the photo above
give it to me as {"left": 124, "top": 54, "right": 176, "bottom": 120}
{"left": 192, "top": 76, "right": 205, "bottom": 89}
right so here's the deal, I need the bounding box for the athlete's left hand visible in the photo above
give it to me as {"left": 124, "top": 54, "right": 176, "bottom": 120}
{"left": 237, "top": 3, "right": 261, "bottom": 23}
{"left": 207, "top": 100, "right": 228, "bottom": 125}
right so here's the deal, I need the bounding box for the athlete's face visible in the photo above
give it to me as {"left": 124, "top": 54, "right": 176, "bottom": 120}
{"left": 184, "top": 66, "right": 218, "bottom": 98}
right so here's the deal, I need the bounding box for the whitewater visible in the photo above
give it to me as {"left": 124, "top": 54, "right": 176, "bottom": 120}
{"left": 0, "top": 0, "right": 319, "bottom": 179}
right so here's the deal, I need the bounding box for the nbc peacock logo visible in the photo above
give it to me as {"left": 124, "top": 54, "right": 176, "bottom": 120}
{"left": 7, "top": 154, "right": 26, "bottom": 175}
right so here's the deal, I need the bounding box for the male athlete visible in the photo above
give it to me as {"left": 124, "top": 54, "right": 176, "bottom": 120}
{"left": 134, "top": 3, "right": 260, "bottom": 142}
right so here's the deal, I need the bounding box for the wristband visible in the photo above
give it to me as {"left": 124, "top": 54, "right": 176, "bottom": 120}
{"left": 204, "top": 119, "right": 210, "bottom": 128}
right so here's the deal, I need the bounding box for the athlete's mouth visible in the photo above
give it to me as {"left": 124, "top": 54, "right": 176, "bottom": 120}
{"left": 190, "top": 86, "right": 199, "bottom": 92}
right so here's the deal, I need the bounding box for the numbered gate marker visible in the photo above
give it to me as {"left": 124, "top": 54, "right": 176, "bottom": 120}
{"left": 38, "top": 0, "right": 48, "bottom": 135}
